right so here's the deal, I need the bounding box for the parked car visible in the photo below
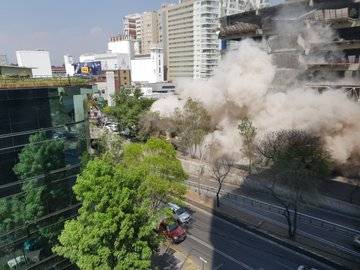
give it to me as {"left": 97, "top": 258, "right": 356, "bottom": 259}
{"left": 157, "top": 219, "right": 186, "bottom": 243}
{"left": 168, "top": 202, "right": 192, "bottom": 224}
{"left": 353, "top": 234, "right": 360, "bottom": 250}
{"left": 104, "top": 122, "right": 118, "bottom": 132}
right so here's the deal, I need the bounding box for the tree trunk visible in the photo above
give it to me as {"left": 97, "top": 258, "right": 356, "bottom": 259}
{"left": 216, "top": 193, "right": 220, "bottom": 207}
{"left": 292, "top": 206, "right": 298, "bottom": 239}
{"left": 283, "top": 207, "right": 294, "bottom": 239}
{"left": 216, "top": 183, "right": 221, "bottom": 207}
{"left": 249, "top": 158, "right": 252, "bottom": 174}
{"left": 284, "top": 206, "right": 298, "bottom": 240}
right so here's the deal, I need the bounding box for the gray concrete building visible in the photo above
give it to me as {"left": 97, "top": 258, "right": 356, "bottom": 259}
{"left": 167, "top": 0, "right": 195, "bottom": 80}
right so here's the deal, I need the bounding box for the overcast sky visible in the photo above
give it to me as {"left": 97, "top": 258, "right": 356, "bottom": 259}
{"left": 0, "top": 0, "right": 283, "bottom": 65}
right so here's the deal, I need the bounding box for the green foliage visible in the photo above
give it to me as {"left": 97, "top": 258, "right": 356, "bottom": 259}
{"left": 261, "top": 130, "right": 331, "bottom": 192}
{"left": 173, "top": 98, "right": 212, "bottom": 157}
{"left": 0, "top": 132, "right": 68, "bottom": 239}
{"left": 259, "top": 130, "right": 331, "bottom": 238}
{"left": 138, "top": 111, "right": 166, "bottom": 141}
{"left": 104, "top": 88, "right": 155, "bottom": 138}
{"left": 238, "top": 118, "right": 257, "bottom": 173}
{"left": 54, "top": 138, "right": 187, "bottom": 269}
{"left": 14, "top": 132, "right": 65, "bottom": 179}
{"left": 123, "top": 138, "right": 187, "bottom": 208}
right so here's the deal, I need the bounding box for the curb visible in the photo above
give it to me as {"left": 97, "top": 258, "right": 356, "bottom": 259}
{"left": 186, "top": 197, "right": 351, "bottom": 270}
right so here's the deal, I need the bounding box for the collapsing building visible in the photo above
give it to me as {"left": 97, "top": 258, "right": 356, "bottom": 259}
{"left": 219, "top": 0, "right": 360, "bottom": 101}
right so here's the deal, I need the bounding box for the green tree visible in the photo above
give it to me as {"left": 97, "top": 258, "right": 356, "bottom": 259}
{"left": 238, "top": 118, "right": 257, "bottom": 173}
{"left": 0, "top": 132, "right": 68, "bottom": 238}
{"left": 210, "top": 155, "right": 234, "bottom": 207}
{"left": 258, "top": 130, "right": 331, "bottom": 239}
{"left": 173, "top": 98, "right": 212, "bottom": 157}
{"left": 122, "top": 138, "right": 187, "bottom": 209}
{"left": 14, "top": 132, "right": 69, "bottom": 218}
{"left": 104, "top": 88, "right": 155, "bottom": 138}
{"left": 54, "top": 138, "right": 187, "bottom": 269}
{"left": 138, "top": 111, "right": 167, "bottom": 141}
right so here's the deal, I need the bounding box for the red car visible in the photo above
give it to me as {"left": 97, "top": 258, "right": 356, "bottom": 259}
{"left": 158, "top": 220, "right": 186, "bottom": 243}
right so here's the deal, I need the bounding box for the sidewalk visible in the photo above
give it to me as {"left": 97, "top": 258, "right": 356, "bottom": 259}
{"left": 186, "top": 190, "right": 357, "bottom": 270}
{"left": 152, "top": 243, "right": 199, "bottom": 270}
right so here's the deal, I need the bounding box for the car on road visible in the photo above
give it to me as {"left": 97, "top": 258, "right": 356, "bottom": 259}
{"left": 353, "top": 234, "right": 360, "bottom": 250}
{"left": 168, "top": 202, "right": 192, "bottom": 224}
{"left": 158, "top": 219, "right": 186, "bottom": 243}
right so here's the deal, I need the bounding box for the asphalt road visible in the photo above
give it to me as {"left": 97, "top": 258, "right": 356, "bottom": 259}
{"left": 187, "top": 179, "right": 360, "bottom": 261}
{"left": 178, "top": 204, "right": 335, "bottom": 270}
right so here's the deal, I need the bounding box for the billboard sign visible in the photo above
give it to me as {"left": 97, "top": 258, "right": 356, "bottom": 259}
{"left": 74, "top": 61, "right": 102, "bottom": 76}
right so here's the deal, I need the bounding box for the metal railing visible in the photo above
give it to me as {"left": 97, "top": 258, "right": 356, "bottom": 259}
{"left": 186, "top": 180, "right": 360, "bottom": 236}
{"left": 186, "top": 180, "right": 360, "bottom": 262}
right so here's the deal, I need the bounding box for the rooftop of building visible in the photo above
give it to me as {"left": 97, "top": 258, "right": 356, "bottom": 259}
{"left": 0, "top": 65, "right": 32, "bottom": 70}
{"left": 0, "top": 76, "right": 91, "bottom": 90}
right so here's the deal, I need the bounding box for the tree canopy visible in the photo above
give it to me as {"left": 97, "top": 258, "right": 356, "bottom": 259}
{"left": 0, "top": 132, "right": 67, "bottom": 234}
{"left": 54, "top": 138, "right": 187, "bottom": 269}
{"left": 104, "top": 88, "right": 155, "bottom": 139}
{"left": 173, "top": 98, "right": 212, "bottom": 157}
{"left": 258, "top": 129, "right": 331, "bottom": 238}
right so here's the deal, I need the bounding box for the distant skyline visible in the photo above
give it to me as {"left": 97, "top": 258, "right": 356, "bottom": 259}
{"left": 0, "top": 0, "right": 283, "bottom": 65}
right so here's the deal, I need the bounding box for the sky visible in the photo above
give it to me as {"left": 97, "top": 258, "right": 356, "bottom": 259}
{"left": 0, "top": 0, "right": 283, "bottom": 65}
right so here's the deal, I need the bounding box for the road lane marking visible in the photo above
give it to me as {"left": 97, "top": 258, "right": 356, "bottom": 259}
{"left": 187, "top": 234, "right": 254, "bottom": 270}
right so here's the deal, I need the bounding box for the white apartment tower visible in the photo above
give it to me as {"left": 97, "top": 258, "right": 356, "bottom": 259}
{"left": 193, "top": 0, "right": 222, "bottom": 79}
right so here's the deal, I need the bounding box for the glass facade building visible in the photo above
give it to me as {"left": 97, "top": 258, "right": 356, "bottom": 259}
{"left": 0, "top": 85, "right": 93, "bottom": 269}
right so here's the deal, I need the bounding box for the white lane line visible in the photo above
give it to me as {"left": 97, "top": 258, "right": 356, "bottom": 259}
{"left": 187, "top": 234, "right": 254, "bottom": 270}
{"left": 186, "top": 201, "right": 335, "bottom": 270}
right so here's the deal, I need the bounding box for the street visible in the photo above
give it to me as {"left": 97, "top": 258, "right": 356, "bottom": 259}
{"left": 176, "top": 204, "right": 335, "bottom": 270}
{"left": 186, "top": 179, "right": 360, "bottom": 264}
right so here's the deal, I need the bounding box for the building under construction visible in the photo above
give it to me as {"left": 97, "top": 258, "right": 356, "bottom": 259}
{"left": 219, "top": 0, "right": 360, "bottom": 101}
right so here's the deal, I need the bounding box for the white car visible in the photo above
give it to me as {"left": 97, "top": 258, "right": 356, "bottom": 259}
{"left": 104, "top": 122, "right": 118, "bottom": 132}
{"left": 168, "top": 203, "right": 192, "bottom": 224}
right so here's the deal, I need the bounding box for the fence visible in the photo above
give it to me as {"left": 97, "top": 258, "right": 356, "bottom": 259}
{"left": 186, "top": 180, "right": 360, "bottom": 236}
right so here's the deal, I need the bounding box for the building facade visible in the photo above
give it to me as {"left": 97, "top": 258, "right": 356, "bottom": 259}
{"left": 167, "top": 0, "right": 248, "bottom": 80}
{"left": 108, "top": 36, "right": 135, "bottom": 56}
{"left": 158, "top": 4, "right": 174, "bottom": 81}
{"left": 131, "top": 48, "right": 164, "bottom": 83}
{"left": 122, "top": 13, "right": 142, "bottom": 40}
{"left": 0, "top": 81, "right": 94, "bottom": 269}
{"left": 0, "top": 55, "right": 7, "bottom": 65}
{"left": 140, "top": 11, "right": 160, "bottom": 54}
{"left": 16, "top": 50, "right": 52, "bottom": 77}
{"left": 193, "top": 0, "right": 222, "bottom": 79}
{"left": 167, "top": 0, "right": 195, "bottom": 80}
{"left": 79, "top": 52, "right": 131, "bottom": 71}
{"left": 219, "top": 0, "right": 360, "bottom": 99}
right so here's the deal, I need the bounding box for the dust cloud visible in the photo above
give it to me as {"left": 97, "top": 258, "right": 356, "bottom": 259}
{"left": 151, "top": 39, "right": 360, "bottom": 167}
